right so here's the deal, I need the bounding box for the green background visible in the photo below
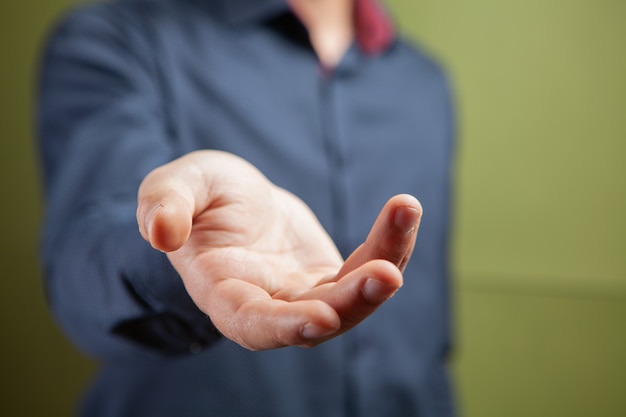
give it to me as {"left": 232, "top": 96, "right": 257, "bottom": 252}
{"left": 1, "top": 0, "right": 624, "bottom": 415}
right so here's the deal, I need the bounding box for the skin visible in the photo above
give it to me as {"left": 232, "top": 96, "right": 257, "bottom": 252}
{"left": 287, "top": 0, "right": 354, "bottom": 67}
{"left": 137, "top": 151, "right": 422, "bottom": 350}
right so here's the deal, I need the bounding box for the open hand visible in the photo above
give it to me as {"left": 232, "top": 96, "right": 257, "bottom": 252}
{"left": 137, "top": 151, "right": 422, "bottom": 350}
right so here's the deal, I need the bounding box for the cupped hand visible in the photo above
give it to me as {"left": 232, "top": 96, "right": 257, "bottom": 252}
{"left": 137, "top": 151, "right": 422, "bottom": 350}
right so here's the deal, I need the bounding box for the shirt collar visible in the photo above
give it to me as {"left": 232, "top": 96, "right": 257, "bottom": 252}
{"left": 218, "top": 0, "right": 289, "bottom": 25}
{"left": 217, "top": 0, "right": 396, "bottom": 55}
{"left": 354, "top": 0, "right": 395, "bottom": 55}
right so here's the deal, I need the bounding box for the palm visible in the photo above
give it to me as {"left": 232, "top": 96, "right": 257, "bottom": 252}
{"left": 138, "top": 151, "right": 422, "bottom": 350}
{"left": 171, "top": 184, "right": 344, "bottom": 301}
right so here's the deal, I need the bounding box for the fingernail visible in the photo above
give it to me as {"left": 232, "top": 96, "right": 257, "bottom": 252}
{"left": 301, "top": 323, "right": 335, "bottom": 340}
{"left": 363, "top": 278, "right": 398, "bottom": 304}
{"left": 145, "top": 204, "right": 162, "bottom": 241}
{"left": 394, "top": 206, "right": 419, "bottom": 233}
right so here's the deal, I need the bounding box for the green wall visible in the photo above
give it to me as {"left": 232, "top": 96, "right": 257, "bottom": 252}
{"left": 1, "top": 0, "right": 624, "bottom": 416}
{"left": 1, "top": 2, "right": 96, "bottom": 415}
{"left": 388, "top": 0, "right": 626, "bottom": 415}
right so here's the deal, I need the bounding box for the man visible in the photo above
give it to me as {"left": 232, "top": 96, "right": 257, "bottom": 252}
{"left": 38, "top": 0, "right": 455, "bottom": 415}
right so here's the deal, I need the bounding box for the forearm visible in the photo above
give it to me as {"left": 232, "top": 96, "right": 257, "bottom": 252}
{"left": 38, "top": 4, "right": 218, "bottom": 362}
{"left": 43, "top": 205, "right": 218, "bottom": 361}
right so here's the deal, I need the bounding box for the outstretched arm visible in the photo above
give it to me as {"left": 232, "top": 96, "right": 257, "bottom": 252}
{"left": 137, "top": 150, "right": 422, "bottom": 350}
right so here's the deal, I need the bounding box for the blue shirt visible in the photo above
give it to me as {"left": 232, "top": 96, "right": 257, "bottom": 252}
{"left": 38, "top": 0, "right": 456, "bottom": 415}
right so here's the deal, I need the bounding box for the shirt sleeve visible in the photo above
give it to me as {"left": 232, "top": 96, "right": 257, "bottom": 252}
{"left": 37, "top": 4, "right": 220, "bottom": 363}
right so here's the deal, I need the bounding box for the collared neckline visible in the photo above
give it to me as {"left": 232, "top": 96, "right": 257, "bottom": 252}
{"left": 217, "top": 0, "right": 289, "bottom": 25}
{"left": 217, "top": 0, "right": 395, "bottom": 56}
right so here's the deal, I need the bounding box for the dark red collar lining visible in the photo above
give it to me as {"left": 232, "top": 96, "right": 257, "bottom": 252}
{"left": 219, "top": 0, "right": 396, "bottom": 55}
{"left": 354, "top": 0, "right": 395, "bottom": 55}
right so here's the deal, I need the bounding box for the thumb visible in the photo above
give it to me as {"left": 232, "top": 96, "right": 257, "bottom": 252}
{"left": 137, "top": 166, "right": 196, "bottom": 252}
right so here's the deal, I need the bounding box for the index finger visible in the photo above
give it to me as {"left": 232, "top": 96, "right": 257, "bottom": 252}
{"left": 336, "top": 194, "right": 422, "bottom": 278}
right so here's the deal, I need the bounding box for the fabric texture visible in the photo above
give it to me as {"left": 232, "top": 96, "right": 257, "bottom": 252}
{"left": 37, "top": 0, "right": 456, "bottom": 415}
